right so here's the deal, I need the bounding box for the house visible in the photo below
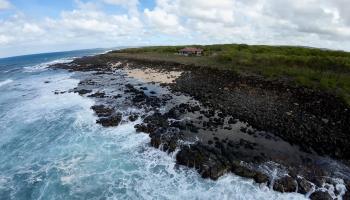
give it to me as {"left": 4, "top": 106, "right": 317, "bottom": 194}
{"left": 178, "top": 47, "right": 203, "bottom": 56}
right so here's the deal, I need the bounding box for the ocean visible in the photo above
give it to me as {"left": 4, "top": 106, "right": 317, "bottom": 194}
{"left": 0, "top": 49, "right": 307, "bottom": 200}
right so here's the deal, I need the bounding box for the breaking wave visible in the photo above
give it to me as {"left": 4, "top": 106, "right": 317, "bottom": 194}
{"left": 23, "top": 58, "right": 74, "bottom": 72}
{"left": 0, "top": 79, "right": 13, "bottom": 87}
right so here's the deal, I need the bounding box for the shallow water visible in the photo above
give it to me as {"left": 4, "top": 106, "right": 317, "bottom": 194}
{"left": 0, "top": 50, "right": 308, "bottom": 200}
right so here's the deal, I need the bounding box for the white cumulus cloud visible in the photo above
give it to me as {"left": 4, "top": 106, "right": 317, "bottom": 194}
{"left": 0, "top": 0, "right": 11, "bottom": 10}
{"left": 143, "top": 0, "right": 350, "bottom": 49}
{"left": 1, "top": 0, "right": 350, "bottom": 57}
{"left": 0, "top": 1, "right": 144, "bottom": 57}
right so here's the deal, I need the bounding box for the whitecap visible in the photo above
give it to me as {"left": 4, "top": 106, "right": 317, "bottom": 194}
{"left": 23, "top": 58, "right": 75, "bottom": 72}
{"left": 103, "top": 49, "right": 113, "bottom": 54}
{"left": 0, "top": 79, "right": 13, "bottom": 87}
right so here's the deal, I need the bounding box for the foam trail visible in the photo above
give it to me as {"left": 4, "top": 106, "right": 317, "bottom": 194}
{"left": 23, "top": 58, "right": 74, "bottom": 72}
{"left": 0, "top": 79, "right": 13, "bottom": 87}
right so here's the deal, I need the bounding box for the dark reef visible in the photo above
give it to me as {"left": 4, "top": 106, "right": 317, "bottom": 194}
{"left": 51, "top": 53, "right": 350, "bottom": 199}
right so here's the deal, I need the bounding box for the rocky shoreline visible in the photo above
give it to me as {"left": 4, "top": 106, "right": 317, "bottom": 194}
{"left": 52, "top": 53, "right": 350, "bottom": 199}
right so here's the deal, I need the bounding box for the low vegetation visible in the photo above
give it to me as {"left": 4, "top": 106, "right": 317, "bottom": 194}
{"left": 110, "top": 44, "right": 350, "bottom": 104}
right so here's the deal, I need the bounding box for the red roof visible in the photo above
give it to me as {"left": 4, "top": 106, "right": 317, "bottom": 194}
{"left": 179, "top": 47, "right": 203, "bottom": 52}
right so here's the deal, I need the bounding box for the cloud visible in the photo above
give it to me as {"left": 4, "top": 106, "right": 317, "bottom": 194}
{"left": 142, "top": 0, "right": 350, "bottom": 49}
{"left": 0, "top": 14, "right": 45, "bottom": 45}
{"left": 56, "top": 9, "right": 142, "bottom": 36}
{"left": 0, "top": 0, "right": 11, "bottom": 10}
{"left": 179, "top": 0, "right": 235, "bottom": 24}
{"left": 144, "top": 8, "right": 186, "bottom": 34}
{"left": 102, "top": 0, "right": 138, "bottom": 7}
{"left": 259, "top": 0, "right": 350, "bottom": 39}
{"left": 0, "top": 1, "right": 144, "bottom": 57}
{"left": 2, "top": 0, "right": 350, "bottom": 57}
{"left": 143, "top": 0, "right": 235, "bottom": 35}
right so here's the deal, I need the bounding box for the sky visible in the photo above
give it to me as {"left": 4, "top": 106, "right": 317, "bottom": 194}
{"left": 1, "top": 0, "right": 350, "bottom": 58}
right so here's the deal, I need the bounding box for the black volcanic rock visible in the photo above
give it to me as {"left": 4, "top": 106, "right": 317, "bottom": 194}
{"left": 91, "top": 105, "right": 114, "bottom": 117}
{"left": 309, "top": 191, "right": 332, "bottom": 200}
{"left": 88, "top": 92, "right": 106, "bottom": 98}
{"left": 75, "top": 89, "right": 92, "bottom": 95}
{"left": 273, "top": 176, "right": 297, "bottom": 193}
{"left": 297, "top": 177, "right": 313, "bottom": 195}
{"left": 96, "top": 113, "right": 122, "bottom": 127}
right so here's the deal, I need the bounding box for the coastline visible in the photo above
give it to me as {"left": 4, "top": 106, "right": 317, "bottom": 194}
{"left": 52, "top": 51, "right": 350, "bottom": 199}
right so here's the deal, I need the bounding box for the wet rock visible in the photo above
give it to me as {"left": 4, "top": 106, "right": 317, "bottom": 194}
{"left": 240, "top": 127, "right": 247, "bottom": 133}
{"left": 44, "top": 81, "right": 50, "bottom": 84}
{"left": 96, "top": 113, "right": 122, "bottom": 127}
{"left": 135, "top": 124, "right": 156, "bottom": 133}
{"left": 133, "top": 93, "right": 147, "bottom": 103}
{"left": 88, "top": 92, "right": 106, "bottom": 98}
{"left": 254, "top": 172, "right": 270, "bottom": 184}
{"left": 309, "top": 191, "right": 332, "bottom": 200}
{"left": 125, "top": 84, "right": 139, "bottom": 93}
{"left": 297, "top": 177, "right": 313, "bottom": 195}
{"left": 247, "top": 129, "right": 255, "bottom": 135}
{"left": 170, "top": 121, "right": 187, "bottom": 130}
{"left": 140, "top": 87, "right": 148, "bottom": 90}
{"left": 176, "top": 145, "right": 230, "bottom": 180}
{"left": 113, "top": 94, "right": 123, "bottom": 99}
{"left": 128, "top": 114, "right": 139, "bottom": 122}
{"left": 144, "top": 112, "right": 169, "bottom": 128}
{"left": 91, "top": 105, "right": 114, "bottom": 117}
{"left": 273, "top": 176, "right": 297, "bottom": 193}
{"left": 75, "top": 89, "right": 92, "bottom": 95}
{"left": 135, "top": 112, "right": 168, "bottom": 134}
{"left": 344, "top": 180, "right": 350, "bottom": 200}
{"left": 150, "top": 127, "right": 182, "bottom": 152}
{"left": 231, "top": 163, "right": 269, "bottom": 184}
{"left": 228, "top": 117, "right": 238, "bottom": 124}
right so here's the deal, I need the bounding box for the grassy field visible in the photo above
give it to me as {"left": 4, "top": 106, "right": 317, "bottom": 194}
{"left": 109, "top": 44, "right": 350, "bottom": 104}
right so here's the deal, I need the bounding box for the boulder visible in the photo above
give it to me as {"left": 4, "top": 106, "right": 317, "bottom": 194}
{"left": 128, "top": 114, "right": 139, "bottom": 122}
{"left": 176, "top": 145, "right": 229, "bottom": 180}
{"left": 273, "top": 176, "right": 297, "bottom": 193}
{"left": 344, "top": 180, "right": 350, "bottom": 200}
{"left": 309, "top": 191, "right": 332, "bottom": 200}
{"left": 297, "top": 177, "right": 314, "bottom": 195}
{"left": 88, "top": 92, "right": 106, "bottom": 98}
{"left": 231, "top": 163, "right": 269, "bottom": 184}
{"left": 76, "top": 89, "right": 92, "bottom": 95}
{"left": 91, "top": 105, "right": 114, "bottom": 117}
{"left": 96, "top": 113, "right": 122, "bottom": 127}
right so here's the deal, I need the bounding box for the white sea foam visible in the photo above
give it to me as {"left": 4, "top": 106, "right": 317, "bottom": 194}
{"left": 0, "top": 79, "right": 13, "bottom": 87}
{"left": 23, "top": 58, "right": 75, "bottom": 72}
{"left": 103, "top": 49, "right": 113, "bottom": 54}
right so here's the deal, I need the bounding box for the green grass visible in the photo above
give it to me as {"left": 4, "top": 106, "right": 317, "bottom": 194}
{"left": 109, "top": 44, "right": 350, "bottom": 105}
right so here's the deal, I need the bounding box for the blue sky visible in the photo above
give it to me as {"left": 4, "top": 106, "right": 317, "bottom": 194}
{"left": 1, "top": 0, "right": 350, "bottom": 58}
